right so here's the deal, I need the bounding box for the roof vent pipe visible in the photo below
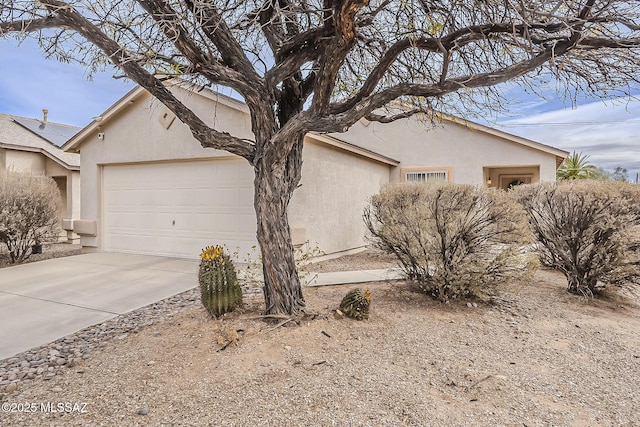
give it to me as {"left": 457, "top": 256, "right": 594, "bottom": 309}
{"left": 42, "top": 109, "right": 48, "bottom": 124}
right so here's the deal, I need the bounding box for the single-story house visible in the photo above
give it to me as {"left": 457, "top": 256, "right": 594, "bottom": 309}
{"left": 62, "top": 85, "right": 568, "bottom": 260}
{"left": 0, "top": 111, "right": 81, "bottom": 242}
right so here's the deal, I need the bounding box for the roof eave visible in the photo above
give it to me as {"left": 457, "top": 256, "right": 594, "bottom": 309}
{"left": 306, "top": 132, "right": 400, "bottom": 166}
{"left": 0, "top": 142, "right": 80, "bottom": 171}
{"left": 62, "top": 81, "right": 251, "bottom": 153}
{"left": 62, "top": 86, "right": 147, "bottom": 152}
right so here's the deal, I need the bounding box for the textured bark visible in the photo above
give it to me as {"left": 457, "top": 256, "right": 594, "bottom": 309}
{"left": 253, "top": 134, "right": 305, "bottom": 316}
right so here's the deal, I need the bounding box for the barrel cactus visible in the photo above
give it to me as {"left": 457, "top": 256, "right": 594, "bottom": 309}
{"left": 339, "top": 288, "right": 371, "bottom": 320}
{"left": 199, "top": 245, "right": 243, "bottom": 317}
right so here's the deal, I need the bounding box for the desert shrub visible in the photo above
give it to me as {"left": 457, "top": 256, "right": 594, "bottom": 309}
{"left": 513, "top": 180, "right": 640, "bottom": 296}
{"left": 0, "top": 170, "right": 61, "bottom": 263}
{"left": 364, "top": 182, "right": 536, "bottom": 302}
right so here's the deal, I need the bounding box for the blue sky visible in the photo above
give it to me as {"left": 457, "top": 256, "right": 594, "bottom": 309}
{"left": 0, "top": 39, "right": 134, "bottom": 127}
{"left": 1, "top": 38, "right": 639, "bottom": 179}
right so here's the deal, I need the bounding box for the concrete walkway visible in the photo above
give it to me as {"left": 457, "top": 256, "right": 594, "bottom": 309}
{"left": 311, "top": 268, "right": 403, "bottom": 286}
{"left": 0, "top": 253, "right": 403, "bottom": 360}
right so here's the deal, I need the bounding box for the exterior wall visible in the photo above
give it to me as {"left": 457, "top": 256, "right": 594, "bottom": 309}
{"left": 47, "top": 170, "right": 81, "bottom": 220}
{"left": 0, "top": 113, "right": 81, "bottom": 242}
{"left": 334, "top": 117, "right": 559, "bottom": 184}
{"left": 4, "top": 150, "right": 46, "bottom": 174}
{"left": 2, "top": 151, "right": 80, "bottom": 242}
{"left": 52, "top": 176, "right": 67, "bottom": 214}
{"left": 69, "top": 171, "right": 81, "bottom": 220}
{"left": 289, "top": 138, "right": 390, "bottom": 254}
{"left": 77, "top": 87, "right": 254, "bottom": 250}
{"left": 44, "top": 159, "right": 81, "bottom": 231}
{"left": 44, "top": 157, "right": 70, "bottom": 177}
{"left": 76, "top": 86, "right": 392, "bottom": 255}
{"left": 76, "top": 87, "right": 561, "bottom": 257}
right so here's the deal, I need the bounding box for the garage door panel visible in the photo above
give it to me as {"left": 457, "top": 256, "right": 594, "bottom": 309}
{"left": 103, "top": 160, "right": 257, "bottom": 259}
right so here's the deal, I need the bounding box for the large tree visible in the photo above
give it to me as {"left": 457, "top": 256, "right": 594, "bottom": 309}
{"left": 2, "top": 0, "right": 639, "bottom": 316}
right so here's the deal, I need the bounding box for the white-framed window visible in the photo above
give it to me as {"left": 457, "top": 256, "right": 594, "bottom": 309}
{"left": 405, "top": 170, "right": 449, "bottom": 182}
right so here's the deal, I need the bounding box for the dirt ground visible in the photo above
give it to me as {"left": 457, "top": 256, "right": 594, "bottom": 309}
{"left": 2, "top": 251, "right": 640, "bottom": 426}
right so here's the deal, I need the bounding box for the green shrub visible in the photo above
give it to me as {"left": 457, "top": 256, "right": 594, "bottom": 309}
{"left": 364, "top": 182, "right": 535, "bottom": 302}
{"left": 514, "top": 180, "right": 640, "bottom": 296}
{"left": 0, "top": 170, "right": 61, "bottom": 263}
{"left": 199, "top": 246, "right": 243, "bottom": 317}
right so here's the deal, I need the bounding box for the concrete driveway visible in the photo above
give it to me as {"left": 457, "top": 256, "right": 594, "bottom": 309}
{"left": 0, "top": 253, "right": 198, "bottom": 360}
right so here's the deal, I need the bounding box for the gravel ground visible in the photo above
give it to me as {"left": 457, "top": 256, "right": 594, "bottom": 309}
{"left": 1, "top": 252, "right": 640, "bottom": 426}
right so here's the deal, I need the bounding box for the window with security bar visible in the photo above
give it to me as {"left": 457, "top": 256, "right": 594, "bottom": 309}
{"left": 405, "top": 171, "right": 448, "bottom": 182}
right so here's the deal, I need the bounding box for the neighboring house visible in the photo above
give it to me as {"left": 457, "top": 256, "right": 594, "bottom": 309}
{"left": 62, "top": 85, "right": 568, "bottom": 260}
{"left": 0, "top": 111, "right": 81, "bottom": 242}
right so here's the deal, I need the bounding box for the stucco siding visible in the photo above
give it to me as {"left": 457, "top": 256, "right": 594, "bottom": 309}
{"left": 71, "top": 86, "right": 565, "bottom": 257}
{"left": 69, "top": 171, "right": 81, "bottom": 220}
{"left": 82, "top": 91, "right": 251, "bottom": 166}
{"left": 289, "top": 138, "right": 390, "bottom": 254}
{"left": 78, "top": 86, "right": 255, "bottom": 250}
{"left": 4, "top": 150, "right": 45, "bottom": 173}
{"left": 44, "top": 157, "right": 70, "bottom": 177}
{"left": 334, "top": 117, "right": 559, "bottom": 184}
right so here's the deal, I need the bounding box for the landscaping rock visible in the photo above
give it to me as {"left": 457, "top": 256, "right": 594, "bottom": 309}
{"left": 0, "top": 287, "right": 201, "bottom": 393}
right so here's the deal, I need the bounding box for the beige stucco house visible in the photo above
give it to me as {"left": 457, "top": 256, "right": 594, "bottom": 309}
{"left": 0, "top": 112, "right": 81, "bottom": 242}
{"left": 333, "top": 111, "right": 567, "bottom": 189}
{"left": 62, "top": 85, "right": 567, "bottom": 260}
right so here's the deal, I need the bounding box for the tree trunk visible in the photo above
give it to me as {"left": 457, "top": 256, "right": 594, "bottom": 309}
{"left": 253, "top": 135, "right": 305, "bottom": 316}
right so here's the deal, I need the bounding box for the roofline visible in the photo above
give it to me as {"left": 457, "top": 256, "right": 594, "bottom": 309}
{"left": 62, "top": 82, "right": 249, "bottom": 153}
{"left": 306, "top": 132, "right": 400, "bottom": 166}
{"left": 10, "top": 118, "right": 78, "bottom": 150}
{"left": 8, "top": 117, "right": 79, "bottom": 131}
{"left": 63, "top": 85, "right": 147, "bottom": 152}
{"left": 433, "top": 111, "right": 570, "bottom": 159}
{"left": 62, "top": 82, "right": 567, "bottom": 165}
{"left": 0, "top": 142, "right": 80, "bottom": 171}
{"left": 177, "top": 82, "right": 249, "bottom": 114}
{"left": 0, "top": 112, "right": 80, "bottom": 130}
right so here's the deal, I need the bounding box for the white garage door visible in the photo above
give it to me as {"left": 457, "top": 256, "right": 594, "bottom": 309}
{"left": 103, "top": 159, "right": 257, "bottom": 259}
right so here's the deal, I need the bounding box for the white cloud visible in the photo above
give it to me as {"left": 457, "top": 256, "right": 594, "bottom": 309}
{"left": 497, "top": 97, "right": 640, "bottom": 176}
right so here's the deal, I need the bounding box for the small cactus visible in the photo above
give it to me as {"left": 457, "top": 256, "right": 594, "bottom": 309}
{"left": 339, "top": 288, "right": 371, "bottom": 320}
{"left": 199, "top": 246, "right": 243, "bottom": 317}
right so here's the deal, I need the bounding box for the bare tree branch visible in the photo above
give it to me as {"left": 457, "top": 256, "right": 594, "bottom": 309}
{"left": 38, "top": 0, "right": 255, "bottom": 159}
{"left": 0, "top": 16, "right": 66, "bottom": 34}
{"left": 136, "top": 0, "right": 257, "bottom": 96}
{"left": 310, "top": 0, "right": 369, "bottom": 114}
{"left": 365, "top": 108, "right": 426, "bottom": 123}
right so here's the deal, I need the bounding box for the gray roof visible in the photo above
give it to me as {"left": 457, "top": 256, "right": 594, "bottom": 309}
{"left": 12, "top": 117, "right": 80, "bottom": 147}
{"left": 0, "top": 113, "right": 81, "bottom": 169}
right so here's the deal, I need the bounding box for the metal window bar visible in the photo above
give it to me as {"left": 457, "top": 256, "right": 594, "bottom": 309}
{"left": 405, "top": 171, "right": 447, "bottom": 182}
